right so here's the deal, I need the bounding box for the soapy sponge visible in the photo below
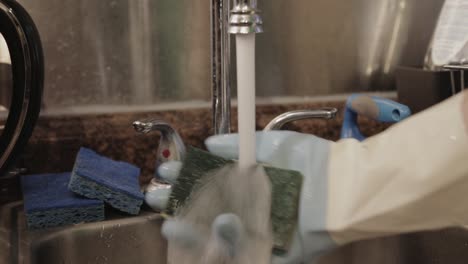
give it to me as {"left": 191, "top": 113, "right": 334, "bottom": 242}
{"left": 68, "top": 147, "right": 144, "bottom": 215}
{"left": 166, "top": 147, "right": 303, "bottom": 250}
{"left": 21, "top": 172, "right": 105, "bottom": 229}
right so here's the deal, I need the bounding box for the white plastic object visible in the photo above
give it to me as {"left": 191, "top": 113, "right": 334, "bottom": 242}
{"left": 425, "top": 0, "right": 468, "bottom": 69}
{"left": 0, "top": 34, "right": 10, "bottom": 64}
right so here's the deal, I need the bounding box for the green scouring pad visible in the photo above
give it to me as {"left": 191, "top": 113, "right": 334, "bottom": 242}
{"left": 166, "top": 146, "right": 303, "bottom": 250}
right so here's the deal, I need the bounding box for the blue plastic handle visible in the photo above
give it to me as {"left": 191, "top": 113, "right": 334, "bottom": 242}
{"left": 340, "top": 94, "right": 411, "bottom": 141}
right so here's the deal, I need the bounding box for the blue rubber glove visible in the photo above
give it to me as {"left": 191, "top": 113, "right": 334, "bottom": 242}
{"left": 151, "top": 130, "right": 336, "bottom": 264}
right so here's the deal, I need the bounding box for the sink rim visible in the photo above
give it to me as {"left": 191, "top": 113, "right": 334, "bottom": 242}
{"left": 1, "top": 201, "right": 166, "bottom": 264}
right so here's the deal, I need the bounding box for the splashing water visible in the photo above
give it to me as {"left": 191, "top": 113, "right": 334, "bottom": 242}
{"left": 167, "top": 165, "right": 272, "bottom": 264}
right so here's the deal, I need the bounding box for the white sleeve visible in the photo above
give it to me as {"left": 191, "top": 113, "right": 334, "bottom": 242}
{"left": 327, "top": 91, "right": 468, "bottom": 244}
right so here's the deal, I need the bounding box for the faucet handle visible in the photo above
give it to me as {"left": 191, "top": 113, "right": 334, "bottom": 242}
{"left": 264, "top": 108, "right": 338, "bottom": 131}
{"left": 133, "top": 119, "right": 186, "bottom": 179}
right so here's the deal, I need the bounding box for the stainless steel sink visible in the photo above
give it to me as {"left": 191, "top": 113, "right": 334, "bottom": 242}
{"left": 0, "top": 202, "right": 167, "bottom": 264}
{"left": 3, "top": 201, "right": 468, "bottom": 264}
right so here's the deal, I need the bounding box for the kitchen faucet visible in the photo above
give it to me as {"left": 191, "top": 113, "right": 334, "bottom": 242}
{"left": 135, "top": 0, "right": 337, "bottom": 195}
{"left": 211, "top": 0, "right": 336, "bottom": 135}
{"left": 211, "top": 0, "right": 263, "bottom": 134}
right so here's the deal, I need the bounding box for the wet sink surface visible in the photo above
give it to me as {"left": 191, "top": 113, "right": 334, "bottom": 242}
{"left": 0, "top": 202, "right": 166, "bottom": 264}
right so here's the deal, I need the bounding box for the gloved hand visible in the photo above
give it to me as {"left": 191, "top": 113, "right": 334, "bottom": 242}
{"left": 149, "top": 91, "right": 468, "bottom": 264}
{"left": 150, "top": 130, "right": 336, "bottom": 264}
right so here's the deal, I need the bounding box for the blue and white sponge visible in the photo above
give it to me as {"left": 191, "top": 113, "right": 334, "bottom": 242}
{"left": 21, "top": 172, "right": 104, "bottom": 229}
{"left": 68, "top": 148, "right": 144, "bottom": 215}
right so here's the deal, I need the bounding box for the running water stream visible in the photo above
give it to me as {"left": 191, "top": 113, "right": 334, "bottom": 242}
{"left": 236, "top": 34, "right": 257, "bottom": 169}
{"left": 167, "top": 30, "right": 272, "bottom": 264}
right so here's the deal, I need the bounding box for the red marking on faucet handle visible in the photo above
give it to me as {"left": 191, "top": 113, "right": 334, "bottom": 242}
{"left": 162, "top": 149, "right": 171, "bottom": 158}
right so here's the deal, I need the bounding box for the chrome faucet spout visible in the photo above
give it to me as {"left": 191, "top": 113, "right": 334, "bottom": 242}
{"left": 211, "top": 0, "right": 263, "bottom": 135}
{"left": 229, "top": 0, "right": 263, "bottom": 34}
{"left": 133, "top": 120, "right": 175, "bottom": 135}
{"left": 264, "top": 108, "right": 338, "bottom": 131}
{"left": 212, "top": 1, "right": 336, "bottom": 135}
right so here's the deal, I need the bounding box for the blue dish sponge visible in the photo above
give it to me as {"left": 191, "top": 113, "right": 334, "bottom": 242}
{"left": 21, "top": 172, "right": 105, "bottom": 229}
{"left": 68, "top": 147, "right": 144, "bottom": 215}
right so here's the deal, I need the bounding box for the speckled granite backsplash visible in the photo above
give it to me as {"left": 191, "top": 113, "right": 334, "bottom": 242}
{"left": 21, "top": 101, "right": 390, "bottom": 185}
{"left": 1, "top": 100, "right": 390, "bottom": 204}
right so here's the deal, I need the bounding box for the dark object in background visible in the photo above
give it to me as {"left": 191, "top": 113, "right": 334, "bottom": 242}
{"left": 396, "top": 66, "right": 466, "bottom": 113}
{"left": 396, "top": 66, "right": 451, "bottom": 113}
{"left": 0, "top": 63, "right": 12, "bottom": 110}
{"left": 0, "top": 0, "right": 44, "bottom": 177}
